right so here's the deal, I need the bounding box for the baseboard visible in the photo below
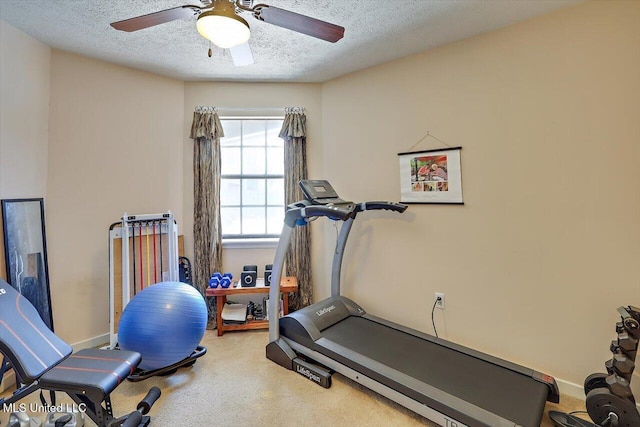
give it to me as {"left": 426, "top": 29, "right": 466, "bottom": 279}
{"left": 71, "top": 333, "right": 110, "bottom": 352}
{"left": 556, "top": 378, "right": 585, "bottom": 400}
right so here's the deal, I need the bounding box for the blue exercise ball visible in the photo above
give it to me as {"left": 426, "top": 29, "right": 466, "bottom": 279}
{"left": 118, "top": 281, "right": 207, "bottom": 371}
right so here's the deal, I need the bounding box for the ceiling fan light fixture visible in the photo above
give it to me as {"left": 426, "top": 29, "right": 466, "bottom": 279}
{"left": 197, "top": 10, "right": 250, "bottom": 49}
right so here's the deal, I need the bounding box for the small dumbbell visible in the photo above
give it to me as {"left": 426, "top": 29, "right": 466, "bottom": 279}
{"left": 605, "top": 352, "right": 635, "bottom": 382}
{"left": 220, "top": 272, "right": 233, "bottom": 288}
{"left": 610, "top": 339, "right": 620, "bottom": 353}
{"left": 617, "top": 331, "right": 638, "bottom": 351}
{"left": 605, "top": 358, "right": 614, "bottom": 375}
{"left": 611, "top": 336, "right": 637, "bottom": 366}
{"left": 209, "top": 272, "right": 223, "bottom": 288}
{"left": 612, "top": 352, "right": 635, "bottom": 375}
{"left": 605, "top": 374, "right": 633, "bottom": 399}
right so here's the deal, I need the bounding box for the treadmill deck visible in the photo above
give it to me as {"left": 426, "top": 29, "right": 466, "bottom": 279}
{"left": 313, "top": 316, "right": 549, "bottom": 426}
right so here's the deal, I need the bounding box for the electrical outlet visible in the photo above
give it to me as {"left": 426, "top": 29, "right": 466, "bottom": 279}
{"left": 435, "top": 292, "right": 445, "bottom": 309}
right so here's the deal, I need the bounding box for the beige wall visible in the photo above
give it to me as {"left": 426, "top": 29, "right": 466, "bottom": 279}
{"left": 0, "top": 20, "right": 51, "bottom": 280}
{"left": 46, "top": 51, "right": 184, "bottom": 343}
{"left": 320, "top": 0, "right": 640, "bottom": 394}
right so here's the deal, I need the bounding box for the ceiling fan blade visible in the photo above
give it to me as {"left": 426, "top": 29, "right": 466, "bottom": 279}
{"left": 111, "top": 5, "right": 202, "bottom": 32}
{"left": 229, "top": 43, "right": 255, "bottom": 66}
{"left": 252, "top": 4, "right": 344, "bottom": 43}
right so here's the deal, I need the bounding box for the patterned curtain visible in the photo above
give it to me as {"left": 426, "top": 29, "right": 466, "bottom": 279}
{"left": 279, "top": 111, "right": 312, "bottom": 310}
{"left": 190, "top": 110, "right": 224, "bottom": 323}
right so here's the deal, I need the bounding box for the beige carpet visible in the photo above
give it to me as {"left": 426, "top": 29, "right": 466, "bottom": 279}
{"left": 2, "top": 330, "right": 588, "bottom": 426}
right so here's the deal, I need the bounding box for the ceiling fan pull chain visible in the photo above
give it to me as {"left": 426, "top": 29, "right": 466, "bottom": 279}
{"left": 208, "top": 40, "right": 213, "bottom": 58}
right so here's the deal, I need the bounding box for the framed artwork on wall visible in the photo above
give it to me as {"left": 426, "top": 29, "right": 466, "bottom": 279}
{"left": 1, "top": 198, "right": 54, "bottom": 330}
{"left": 397, "top": 147, "right": 464, "bottom": 204}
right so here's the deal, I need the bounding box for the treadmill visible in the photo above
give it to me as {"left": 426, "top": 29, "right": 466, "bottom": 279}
{"left": 266, "top": 180, "right": 559, "bottom": 427}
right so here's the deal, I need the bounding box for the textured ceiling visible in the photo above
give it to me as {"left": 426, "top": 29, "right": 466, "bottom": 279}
{"left": 0, "top": 0, "right": 582, "bottom": 83}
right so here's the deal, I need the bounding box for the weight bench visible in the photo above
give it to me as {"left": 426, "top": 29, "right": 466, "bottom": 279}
{"left": 0, "top": 279, "right": 160, "bottom": 427}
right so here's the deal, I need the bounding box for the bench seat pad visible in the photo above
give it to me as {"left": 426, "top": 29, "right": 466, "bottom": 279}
{"left": 40, "top": 348, "right": 141, "bottom": 402}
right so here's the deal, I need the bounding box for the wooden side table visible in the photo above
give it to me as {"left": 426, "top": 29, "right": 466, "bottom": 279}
{"left": 205, "top": 276, "right": 298, "bottom": 336}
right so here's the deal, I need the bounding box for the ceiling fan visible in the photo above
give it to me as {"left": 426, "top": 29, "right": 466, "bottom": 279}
{"left": 111, "top": 0, "right": 345, "bottom": 66}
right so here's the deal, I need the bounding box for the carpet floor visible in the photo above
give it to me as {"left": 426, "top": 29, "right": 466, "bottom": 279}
{"left": 2, "top": 330, "right": 589, "bottom": 426}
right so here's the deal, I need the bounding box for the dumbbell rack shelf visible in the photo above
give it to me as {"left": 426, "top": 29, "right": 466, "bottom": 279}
{"left": 205, "top": 277, "right": 298, "bottom": 336}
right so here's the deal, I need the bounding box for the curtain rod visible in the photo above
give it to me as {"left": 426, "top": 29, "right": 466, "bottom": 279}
{"left": 194, "top": 106, "right": 305, "bottom": 113}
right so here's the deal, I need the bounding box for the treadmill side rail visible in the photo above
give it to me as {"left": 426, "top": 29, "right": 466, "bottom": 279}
{"left": 267, "top": 338, "right": 333, "bottom": 389}
{"left": 292, "top": 358, "right": 332, "bottom": 388}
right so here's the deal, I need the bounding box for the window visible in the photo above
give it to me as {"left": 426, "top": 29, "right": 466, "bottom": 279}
{"left": 219, "top": 118, "right": 285, "bottom": 239}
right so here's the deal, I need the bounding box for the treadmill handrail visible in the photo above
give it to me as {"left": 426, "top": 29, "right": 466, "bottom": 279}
{"left": 283, "top": 204, "right": 354, "bottom": 226}
{"left": 359, "top": 201, "right": 408, "bottom": 213}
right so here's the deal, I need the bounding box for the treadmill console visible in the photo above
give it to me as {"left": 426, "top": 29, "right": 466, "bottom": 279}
{"left": 299, "top": 180, "right": 352, "bottom": 206}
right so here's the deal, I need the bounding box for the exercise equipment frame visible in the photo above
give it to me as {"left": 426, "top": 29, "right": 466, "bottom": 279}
{"left": 108, "top": 212, "right": 179, "bottom": 348}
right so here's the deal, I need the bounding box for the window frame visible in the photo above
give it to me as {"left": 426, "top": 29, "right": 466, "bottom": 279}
{"left": 219, "top": 116, "right": 285, "bottom": 241}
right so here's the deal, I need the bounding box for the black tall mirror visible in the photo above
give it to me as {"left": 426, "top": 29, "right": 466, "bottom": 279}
{"left": 1, "top": 198, "right": 54, "bottom": 330}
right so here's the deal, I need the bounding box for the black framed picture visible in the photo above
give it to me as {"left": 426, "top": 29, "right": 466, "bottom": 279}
{"left": 397, "top": 147, "right": 464, "bottom": 204}
{"left": 1, "top": 198, "right": 54, "bottom": 331}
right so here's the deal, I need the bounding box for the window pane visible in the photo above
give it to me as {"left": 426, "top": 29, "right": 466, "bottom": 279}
{"left": 221, "top": 147, "right": 241, "bottom": 175}
{"left": 242, "top": 147, "right": 265, "bottom": 174}
{"left": 266, "top": 178, "right": 284, "bottom": 205}
{"left": 266, "top": 146, "right": 284, "bottom": 174}
{"left": 242, "top": 207, "right": 265, "bottom": 234}
{"left": 220, "top": 120, "right": 241, "bottom": 147}
{"left": 221, "top": 179, "right": 241, "bottom": 205}
{"left": 221, "top": 207, "right": 241, "bottom": 235}
{"left": 242, "top": 179, "right": 265, "bottom": 205}
{"left": 266, "top": 120, "right": 283, "bottom": 146}
{"left": 219, "top": 117, "right": 285, "bottom": 239}
{"left": 242, "top": 120, "right": 265, "bottom": 146}
{"left": 267, "top": 207, "right": 285, "bottom": 234}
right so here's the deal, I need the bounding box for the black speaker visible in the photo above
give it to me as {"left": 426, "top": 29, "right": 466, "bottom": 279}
{"left": 265, "top": 264, "right": 273, "bottom": 286}
{"left": 241, "top": 265, "right": 258, "bottom": 287}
